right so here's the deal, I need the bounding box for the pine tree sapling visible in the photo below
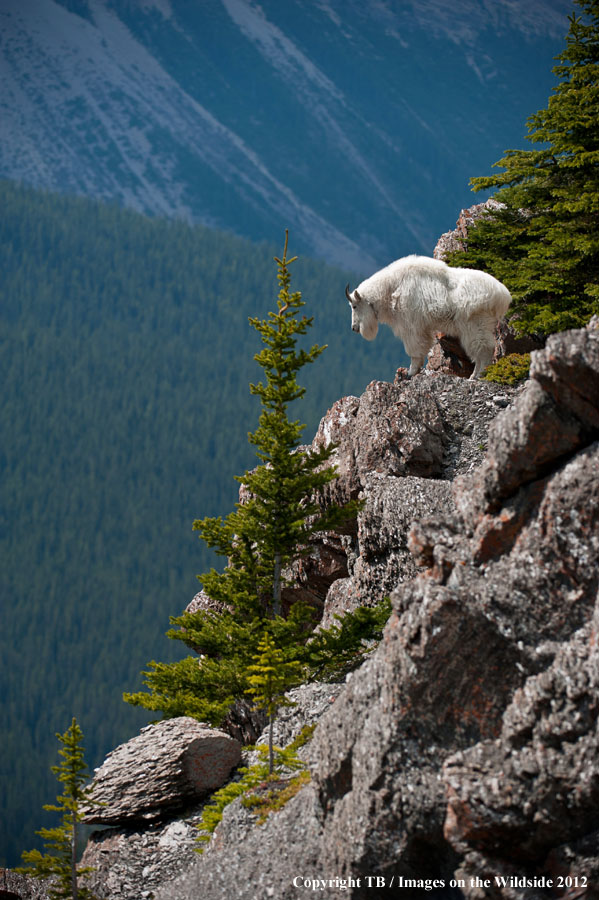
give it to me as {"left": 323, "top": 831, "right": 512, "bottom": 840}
{"left": 195, "top": 724, "right": 315, "bottom": 851}
{"left": 194, "top": 230, "right": 356, "bottom": 620}
{"left": 245, "top": 631, "right": 302, "bottom": 773}
{"left": 125, "top": 232, "right": 369, "bottom": 729}
{"left": 18, "top": 718, "right": 96, "bottom": 900}
{"left": 446, "top": 0, "right": 599, "bottom": 335}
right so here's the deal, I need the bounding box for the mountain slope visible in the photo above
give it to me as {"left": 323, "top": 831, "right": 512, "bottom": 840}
{"left": 0, "top": 181, "right": 406, "bottom": 867}
{"left": 0, "top": 0, "right": 572, "bottom": 270}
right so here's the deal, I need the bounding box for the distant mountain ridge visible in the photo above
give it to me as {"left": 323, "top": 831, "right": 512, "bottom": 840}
{"left": 0, "top": 0, "right": 572, "bottom": 270}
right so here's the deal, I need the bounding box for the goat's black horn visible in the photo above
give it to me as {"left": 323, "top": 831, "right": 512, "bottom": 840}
{"left": 345, "top": 284, "right": 352, "bottom": 302}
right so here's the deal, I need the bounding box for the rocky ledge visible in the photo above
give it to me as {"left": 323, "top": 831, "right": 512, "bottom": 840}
{"left": 62, "top": 317, "right": 598, "bottom": 900}
{"left": 146, "top": 319, "right": 598, "bottom": 900}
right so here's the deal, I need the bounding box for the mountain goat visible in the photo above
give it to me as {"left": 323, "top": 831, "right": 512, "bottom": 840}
{"left": 345, "top": 255, "right": 511, "bottom": 379}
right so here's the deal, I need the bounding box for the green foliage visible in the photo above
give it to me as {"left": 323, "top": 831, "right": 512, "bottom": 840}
{"left": 124, "top": 609, "right": 265, "bottom": 725}
{"left": 240, "top": 769, "right": 311, "bottom": 824}
{"left": 193, "top": 232, "right": 359, "bottom": 620}
{"left": 302, "top": 599, "right": 392, "bottom": 682}
{"left": 125, "top": 235, "right": 377, "bottom": 736}
{"left": 125, "top": 598, "right": 390, "bottom": 726}
{"left": 246, "top": 632, "right": 302, "bottom": 719}
{"left": 195, "top": 725, "right": 314, "bottom": 850}
{"left": 446, "top": 0, "right": 599, "bottom": 335}
{"left": 246, "top": 630, "right": 303, "bottom": 773}
{"left": 1, "top": 180, "right": 407, "bottom": 867}
{"left": 124, "top": 653, "right": 243, "bottom": 725}
{"left": 18, "top": 719, "right": 96, "bottom": 900}
{"left": 482, "top": 353, "right": 531, "bottom": 385}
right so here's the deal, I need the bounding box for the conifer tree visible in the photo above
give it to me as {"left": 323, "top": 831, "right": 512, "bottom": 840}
{"left": 446, "top": 0, "right": 599, "bottom": 335}
{"left": 18, "top": 718, "right": 95, "bottom": 900}
{"left": 193, "top": 230, "right": 354, "bottom": 620}
{"left": 245, "top": 631, "right": 302, "bottom": 773}
{"left": 124, "top": 233, "right": 376, "bottom": 728}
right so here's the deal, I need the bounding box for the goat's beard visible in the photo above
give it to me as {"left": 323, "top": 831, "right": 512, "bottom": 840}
{"left": 359, "top": 307, "right": 379, "bottom": 341}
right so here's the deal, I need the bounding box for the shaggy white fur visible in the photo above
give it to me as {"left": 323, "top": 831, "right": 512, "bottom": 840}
{"left": 346, "top": 255, "right": 511, "bottom": 379}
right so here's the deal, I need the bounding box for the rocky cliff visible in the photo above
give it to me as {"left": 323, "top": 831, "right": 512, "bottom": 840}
{"left": 71, "top": 315, "right": 599, "bottom": 900}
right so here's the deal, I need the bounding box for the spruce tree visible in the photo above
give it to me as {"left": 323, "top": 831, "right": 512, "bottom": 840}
{"left": 446, "top": 0, "right": 599, "bottom": 335}
{"left": 18, "top": 718, "right": 95, "bottom": 900}
{"left": 245, "top": 631, "right": 302, "bottom": 773}
{"left": 124, "top": 234, "right": 375, "bottom": 729}
{"left": 193, "top": 230, "right": 353, "bottom": 620}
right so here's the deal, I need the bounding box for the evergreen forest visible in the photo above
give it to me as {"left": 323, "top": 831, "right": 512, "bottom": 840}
{"left": 445, "top": 0, "right": 599, "bottom": 334}
{"left": 0, "top": 180, "right": 407, "bottom": 866}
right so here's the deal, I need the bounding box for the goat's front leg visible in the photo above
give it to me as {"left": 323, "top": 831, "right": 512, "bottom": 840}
{"left": 408, "top": 355, "right": 426, "bottom": 377}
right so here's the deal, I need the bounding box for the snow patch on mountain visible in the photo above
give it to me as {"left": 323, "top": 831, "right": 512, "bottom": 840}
{"left": 221, "top": 0, "right": 344, "bottom": 103}
{"left": 139, "top": 0, "right": 175, "bottom": 20}
{"left": 366, "top": 0, "right": 570, "bottom": 45}
{"left": 0, "top": 0, "right": 573, "bottom": 268}
{"left": 219, "top": 0, "right": 418, "bottom": 234}
{"left": 0, "top": 0, "right": 374, "bottom": 267}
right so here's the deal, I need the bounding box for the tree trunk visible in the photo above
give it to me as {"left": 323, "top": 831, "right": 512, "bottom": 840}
{"left": 71, "top": 812, "right": 78, "bottom": 900}
{"left": 273, "top": 551, "right": 281, "bottom": 618}
{"left": 268, "top": 713, "right": 274, "bottom": 775}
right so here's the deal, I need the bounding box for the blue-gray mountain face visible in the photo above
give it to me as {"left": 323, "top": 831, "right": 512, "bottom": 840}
{"left": 1, "top": 0, "right": 571, "bottom": 271}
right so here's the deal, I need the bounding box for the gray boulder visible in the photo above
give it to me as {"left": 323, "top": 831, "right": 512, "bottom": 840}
{"left": 83, "top": 717, "right": 241, "bottom": 825}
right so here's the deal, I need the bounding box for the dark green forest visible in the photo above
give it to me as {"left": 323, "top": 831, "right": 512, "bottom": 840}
{"left": 0, "top": 180, "right": 406, "bottom": 866}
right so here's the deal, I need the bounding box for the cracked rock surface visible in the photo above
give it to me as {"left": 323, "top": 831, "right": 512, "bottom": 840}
{"left": 82, "top": 718, "right": 241, "bottom": 825}
{"left": 75, "top": 318, "right": 599, "bottom": 900}
{"left": 156, "top": 320, "right": 599, "bottom": 899}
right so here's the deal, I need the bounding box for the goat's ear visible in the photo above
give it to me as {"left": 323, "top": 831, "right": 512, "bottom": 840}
{"left": 354, "top": 289, "right": 362, "bottom": 303}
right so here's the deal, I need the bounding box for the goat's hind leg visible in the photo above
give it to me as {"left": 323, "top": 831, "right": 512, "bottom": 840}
{"left": 468, "top": 341, "right": 495, "bottom": 380}
{"left": 462, "top": 321, "right": 496, "bottom": 380}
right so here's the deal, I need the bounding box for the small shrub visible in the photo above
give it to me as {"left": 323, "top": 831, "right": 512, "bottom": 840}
{"left": 482, "top": 353, "right": 531, "bottom": 385}
{"left": 241, "top": 769, "right": 311, "bottom": 824}
{"left": 195, "top": 724, "right": 315, "bottom": 851}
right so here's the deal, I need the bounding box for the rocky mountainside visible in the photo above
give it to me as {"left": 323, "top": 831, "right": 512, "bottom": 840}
{"left": 27, "top": 314, "right": 590, "bottom": 900}
{"left": 0, "top": 0, "right": 571, "bottom": 269}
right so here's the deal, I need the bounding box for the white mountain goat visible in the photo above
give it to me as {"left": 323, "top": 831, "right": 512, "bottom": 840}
{"left": 345, "top": 255, "right": 511, "bottom": 379}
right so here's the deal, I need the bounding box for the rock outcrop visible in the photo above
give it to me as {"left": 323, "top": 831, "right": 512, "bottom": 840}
{"left": 71, "top": 316, "right": 599, "bottom": 900}
{"left": 431, "top": 200, "right": 545, "bottom": 376}
{"left": 81, "top": 806, "right": 210, "bottom": 900}
{"left": 153, "top": 319, "right": 599, "bottom": 900}
{"left": 81, "top": 684, "right": 345, "bottom": 900}
{"left": 0, "top": 870, "right": 50, "bottom": 900}
{"left": 433, "top": 198, "right": 505, "bottom": 261}
{"left": 76, "top": 366, "right": 520, "bottom": 900}
{"left": 307, "top": 373, "right": 524, "bottom": 621}
{"left": 82, "top": 718, "right": 241, "bottom": 825}
{"left": 445, "top": 609, "right": 599, "bottom": 897}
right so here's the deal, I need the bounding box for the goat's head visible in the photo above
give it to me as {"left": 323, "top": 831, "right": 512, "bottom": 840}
{"left": 345, "top": 284, "right": 378, "bottom": 341}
